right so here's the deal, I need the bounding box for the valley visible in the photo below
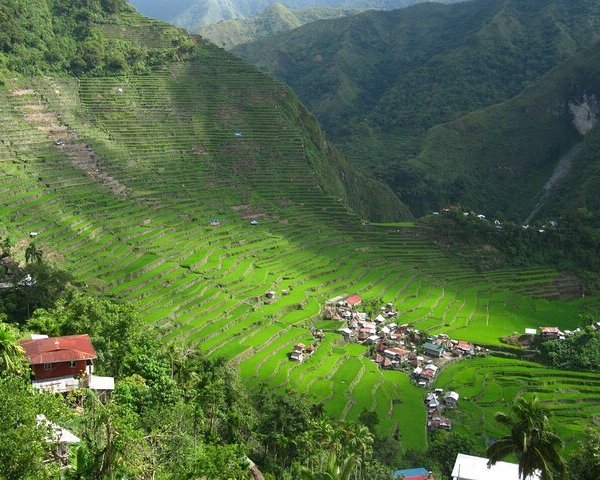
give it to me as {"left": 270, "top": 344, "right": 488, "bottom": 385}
{"left": 1, "top": 1, "right": 599, "bottom": 477}
{"left": 0, "top": 14, "right": 595, "bottom": 452}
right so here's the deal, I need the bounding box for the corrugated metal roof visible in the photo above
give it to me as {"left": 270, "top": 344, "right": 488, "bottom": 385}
{"left": 21, "top": 334, "right": 96, "bottom": 365}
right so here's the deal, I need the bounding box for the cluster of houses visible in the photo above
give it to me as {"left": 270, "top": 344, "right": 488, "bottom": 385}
{"left": 522, "top": 325, "right": 591, "bottom": 342}
{"left": 289, "top": 342, "right": 316, "bottom": 363}
{"left": 289, "top": 326, "right": 324, "bottom": 362}
{"left": 534, "top": 326, "right": 582, "bottom": 341}
{"left": 424, "top": 388, "right": 459, "bottom": 431}
{"left": 434, "top": 205, "right": 559, "bottom": 234}
{"left": 323, "top": 294, "right": 481, "bottom": 387}
{"left": 325, "top": 294, "right": 409, "bottom": 346}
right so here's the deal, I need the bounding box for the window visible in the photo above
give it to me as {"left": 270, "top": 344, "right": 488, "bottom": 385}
{"left": 69, "top": 361, "right": 76, "bottom": 368}
{"left": 43, "top": 363, "right": 52, "bottom": 371}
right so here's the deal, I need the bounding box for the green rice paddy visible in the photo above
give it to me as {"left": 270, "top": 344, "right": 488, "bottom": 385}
{"left": 435, "top": 357, "right": 600, "bottom": 450}
{"left": 0, "top": 17, "right": 596, "bottom": 453}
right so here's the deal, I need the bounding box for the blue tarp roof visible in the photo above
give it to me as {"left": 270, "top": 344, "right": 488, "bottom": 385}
{"left": 393, "top": 467, "right": 429, "bottom": 478}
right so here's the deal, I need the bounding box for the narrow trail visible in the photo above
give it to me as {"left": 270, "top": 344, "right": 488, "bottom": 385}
{"left": 524, "top": 143, "right": 582, "bottom": 224}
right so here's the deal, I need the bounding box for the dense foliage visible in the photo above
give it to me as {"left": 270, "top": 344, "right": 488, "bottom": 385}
{"left": 567, "top": 428, "right": 600, "bottom": 480}
{"left": 0, "top": 236, "right": 72, "bottom": 324}
{"left": 402, "top": 432, "right": 481, "bottom": 478}
{"left": 0, "top": 294, "right": 395, "bottom": 479}
{"left": 539, "top": 332, "right": 600, "bottom": 371}
{"left": 0, "top": 0, "right": 194, "bottom": 75}
{"left": 424, "top": 208, "right": 600, "bottom": 290}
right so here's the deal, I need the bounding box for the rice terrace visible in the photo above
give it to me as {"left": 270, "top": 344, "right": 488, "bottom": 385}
{"left": 1, "top": 5, "right": 600, "bottom": 473}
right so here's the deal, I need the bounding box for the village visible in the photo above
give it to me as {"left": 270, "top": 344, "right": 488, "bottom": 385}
{"left": 285, "top": 292, "right": 579, "bottom": 437}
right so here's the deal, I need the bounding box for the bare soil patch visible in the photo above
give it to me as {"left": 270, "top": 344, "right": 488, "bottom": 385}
{"left": 12, "top": 90, "right": 130, "bottom": 198}
{"left": 231, "top": 204, "right": 265, "bottom": 219}
{"left": 11, "top": 88, "right": 36, "bottom": 96}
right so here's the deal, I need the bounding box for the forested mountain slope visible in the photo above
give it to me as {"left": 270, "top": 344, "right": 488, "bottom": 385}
{"left": 235, "top": 0, "right": 600, "bottom": 217}
{"left": 415, "top": 42, "right": 600, "bottom": 220}
{"left": 196, "top": 3, "right": 362, "bottom": 49}
{"left": 130, "top": 0, "right": 463, "bottom": 29}
{"left": 0, "top": 0, "right": 406, "bottom": 222}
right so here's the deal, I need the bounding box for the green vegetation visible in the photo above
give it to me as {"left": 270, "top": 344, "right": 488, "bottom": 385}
{"left": 0, "top": 0, "right": 193, "bottom": 75}
{"left": 197, "top": 4, "right": 362, "bottom": 50}
{"left": 539, "top": 331, "right": 600, "bottom": 371}
{"left": 487, "top": 396, "right": 566, "bottom": 480}
{"left": 235, "top": 0, "right": 600, "bottom": 218}
{"left": 567, "top": 428, "right": 600, "bottom": 480}
{"left": 1, "top": 298, "right": 395, "bottom": 479}
{"left": 423, "top": 208, "right": 600, "bottom": 291}
{"left": 0, "top": 0, "right": 599, "bottom": 475}
{"left": 434, "top": 357, "right": 600, "bottom": 451}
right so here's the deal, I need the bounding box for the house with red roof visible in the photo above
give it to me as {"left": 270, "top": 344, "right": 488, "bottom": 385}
{"left": 21, "top": 334, "right": 114, "bottom": 395}
{"left": 345, "top": 294, "right": 362, "bottom": 307}
{"left": 22, "top": 334, "right": 96, "bottom": 380}
{"left": 540, "top": 327, "right": 561, "bottom": 340}
{"left": 456, "top": 341, "right": 474, "bottom": 355}
{"left": 383, "top": 348, "right": 409, "bottom": 363}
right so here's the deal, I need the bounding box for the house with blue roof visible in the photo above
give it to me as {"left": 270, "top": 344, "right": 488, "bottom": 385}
{"left": 393, "top": 467, "right": 432, "bottom": 479}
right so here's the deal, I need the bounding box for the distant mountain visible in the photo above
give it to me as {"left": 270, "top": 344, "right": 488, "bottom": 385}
{"left": 234, "top": 0, "right": 600, "bottom": 218}
{"left": 416, "top": 42, "right": 600, "bottom": 221}
{"left": 129, "top": 0, "right": 463, "bottom": 29}
{"left": 196, "top": 3, "right": 362, "bottom": 49}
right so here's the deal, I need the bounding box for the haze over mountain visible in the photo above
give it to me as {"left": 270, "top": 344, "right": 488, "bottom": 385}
{"left": 129, "top": 0, "right": 463, "bottom": 29}
{"left": 196, "top": 3, "right": 362, "bottom": 49}
{"left": 235, "top": 0, "right": 600, "bottom": 219}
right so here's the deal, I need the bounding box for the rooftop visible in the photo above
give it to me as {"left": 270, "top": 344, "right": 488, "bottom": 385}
{"left": 393, "top": 467, "right": 430, "bottom": 479}
{"left": 540, "top": 327, "right": 560, "bottom": 334}
{"left": 345, "top": 294, "right": 362, "bottom": 305}
{"left": 423, "top": 342, "right": 444, "bottom": 352}
{"left": 21, "top": 334, "right": 96, "bottom": 365}
{"left": 451, "top": 453, "right": 541, "bottom": 480}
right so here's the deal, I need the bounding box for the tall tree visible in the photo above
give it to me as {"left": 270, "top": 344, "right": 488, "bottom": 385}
{"left": 25, "top": 242, "right": 43, "bottom": 264}
{"left": 487, "top": 396, "right": 566, "bottom": 480}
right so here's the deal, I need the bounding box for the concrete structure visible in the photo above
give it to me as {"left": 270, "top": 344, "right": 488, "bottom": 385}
{"left": 451, "top": 453, "right": 541, "bottom": 480}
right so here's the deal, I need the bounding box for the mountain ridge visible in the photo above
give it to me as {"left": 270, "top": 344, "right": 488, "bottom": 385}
{"left": 234, "top": 0, "right": 600, "bottom": 218}
{"left": 196, "top": 3, "right": 363, "bottom": 49}
{"left": 129, "top": 0, "right": 463, "bottom": 29}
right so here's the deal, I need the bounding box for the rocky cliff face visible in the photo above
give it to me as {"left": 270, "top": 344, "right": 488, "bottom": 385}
{"left": 569, "top": 94, "right": 599, "bottom": 136}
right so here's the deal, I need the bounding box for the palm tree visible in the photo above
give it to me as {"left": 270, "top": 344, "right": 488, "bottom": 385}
{"left": 487, "top": 396, "right": 565, "bottom": 480}
{"left": 0, "top": 320, "right": 25, "bottom": 374}
{"left": 302, "top": 451, "right": 358, "bottom": 480}
{"left": 25, "top": 242, "right": 43, "bottom": 264}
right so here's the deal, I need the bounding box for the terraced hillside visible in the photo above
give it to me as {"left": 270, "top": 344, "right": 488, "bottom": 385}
{"left": 435, "top": 357, "right": 600, "bottom": 451}
{"left": 0, "top": 12, "right": 594, "bottom": 452}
